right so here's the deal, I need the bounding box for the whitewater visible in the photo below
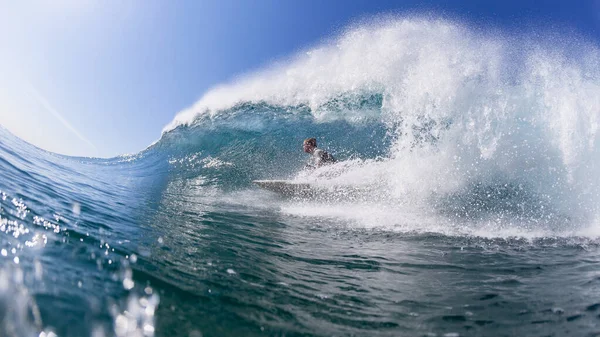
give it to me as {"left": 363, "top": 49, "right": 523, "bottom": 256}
{"left": 1, "top": 17, "right": 600, "bottom": 337}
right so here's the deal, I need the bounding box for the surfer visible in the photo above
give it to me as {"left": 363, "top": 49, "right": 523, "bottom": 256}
{"left": 303, "top": 137, "right": 335, "bottom": 168}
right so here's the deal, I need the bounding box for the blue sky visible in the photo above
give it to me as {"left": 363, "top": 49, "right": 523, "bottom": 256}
{"left": 0, "top": 0, "right": 599, "bottom": 157}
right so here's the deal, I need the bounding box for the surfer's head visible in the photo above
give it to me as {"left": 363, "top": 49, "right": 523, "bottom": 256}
{"left": 303, "top": 138, "right": 317, "bottom": 153}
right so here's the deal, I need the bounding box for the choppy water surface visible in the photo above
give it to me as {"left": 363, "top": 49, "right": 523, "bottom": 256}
{"left": 2, "top": 16, "right": 600, "bottom": 337}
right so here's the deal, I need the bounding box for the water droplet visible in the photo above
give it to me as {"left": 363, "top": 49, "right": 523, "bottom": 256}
{"left": 123, "top": 278, "right": 134, "bottom": 290}
{"left": 143, "top": 324, "right": 155, "bottom": 334}
{"left": 72, "top": 202, "right": 81, "bottom": 216}
{"left": 114, "top": 315, "right": 129, "bottom": 336}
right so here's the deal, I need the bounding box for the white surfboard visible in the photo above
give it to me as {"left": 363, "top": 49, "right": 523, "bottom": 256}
{"left": 253, "top": 180, "right": 321, "bottom": 198}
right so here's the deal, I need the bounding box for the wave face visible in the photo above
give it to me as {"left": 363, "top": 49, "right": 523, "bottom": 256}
{"left": 161, "top": 17, "right": 600, "bottom": 237}
{"left": 2, "top": 16, "right": 600, "bottom": 337}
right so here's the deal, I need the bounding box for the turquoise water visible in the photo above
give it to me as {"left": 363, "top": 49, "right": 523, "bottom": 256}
{"left": 2, "top": 17, "right": 600, "bottom": 337}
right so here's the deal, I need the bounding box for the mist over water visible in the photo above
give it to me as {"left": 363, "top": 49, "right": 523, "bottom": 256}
{"left": 1, "top": 16, "right": 600, "bottom": 337}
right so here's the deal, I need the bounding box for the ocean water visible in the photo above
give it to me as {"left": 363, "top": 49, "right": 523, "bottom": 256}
{"left": 2, "top": 17, "right": 600, "bottom": 337}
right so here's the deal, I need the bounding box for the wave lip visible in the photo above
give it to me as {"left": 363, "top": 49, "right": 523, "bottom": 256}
{"left": 163, "top": 17, "right": 488, "bottom": 131}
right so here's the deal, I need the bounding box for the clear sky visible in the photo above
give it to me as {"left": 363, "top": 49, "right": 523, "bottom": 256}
{"left": 1, "top": 0, "right": 599, "bottom": 157}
